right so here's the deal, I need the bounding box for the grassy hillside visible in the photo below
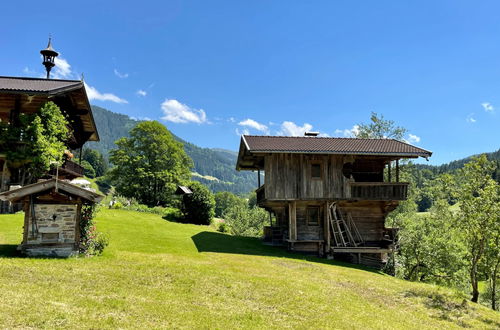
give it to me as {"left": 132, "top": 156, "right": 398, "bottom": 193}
{"left": 0, "top": 210, "right": 498, "bottom": 328}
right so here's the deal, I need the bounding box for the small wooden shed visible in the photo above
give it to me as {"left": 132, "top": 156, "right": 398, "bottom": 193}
{"left": 0, "top": 179, "right": 103, "bottom": 257}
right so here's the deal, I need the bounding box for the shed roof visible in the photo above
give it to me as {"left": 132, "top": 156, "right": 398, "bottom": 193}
{"left": 175, "top": 186, "right": 193, "bottom": 195}
{"left": 0, "top": 179, "right": 103, "bottom": 203}
{"left": 237, "top": 135, "right": 432, "bottom": 170}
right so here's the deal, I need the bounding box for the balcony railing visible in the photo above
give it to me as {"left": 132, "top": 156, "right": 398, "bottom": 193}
{"left": 60, "top": 159, "right": 84, "bottom": 177}
{"left": 349, "top": 182, "right": 409, "bottom": 200}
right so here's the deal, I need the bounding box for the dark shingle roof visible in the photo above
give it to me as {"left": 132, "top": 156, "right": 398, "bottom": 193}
{"left": 242, "top": 135, "right": 432, "bottom": 157}
{"left": 0, "top": 76, "right": 82, "bottom": 94}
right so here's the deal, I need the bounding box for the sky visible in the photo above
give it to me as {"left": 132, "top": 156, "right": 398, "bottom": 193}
{"left": 1, "top": 0, "right": 499, "bottom": 165}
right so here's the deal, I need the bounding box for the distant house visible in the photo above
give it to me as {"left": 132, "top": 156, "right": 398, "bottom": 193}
{"left": 236, "top": 134, "right": 432, "bottom": 268}
{"left": 0, "top": 76, "right": 99, "bottom": 212}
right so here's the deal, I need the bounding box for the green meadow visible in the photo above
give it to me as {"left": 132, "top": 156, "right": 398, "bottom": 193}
{"left": 0, "top": 209, "right": 498, "bottom": 329}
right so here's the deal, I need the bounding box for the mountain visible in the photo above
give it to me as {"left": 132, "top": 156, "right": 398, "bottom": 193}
{"left": 85, "top": 106, "right": 257, "bottom": 195}
{"left": 415, "top": 148, "right": 500, "bottom": 181}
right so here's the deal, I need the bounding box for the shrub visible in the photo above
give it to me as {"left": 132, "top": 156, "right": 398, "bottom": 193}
{"left": 181, "top": 181, "right": 215, "bottom": 225}
{"left": 223, "top": 204, "right": 268, "bottom": 237}
{"left": 79, "top": 203, "right": 109, "bottom": 256}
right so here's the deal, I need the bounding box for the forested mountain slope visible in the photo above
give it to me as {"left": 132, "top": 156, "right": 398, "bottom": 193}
{"left": 85, "top": 106, "right": 256, "bottom": 194}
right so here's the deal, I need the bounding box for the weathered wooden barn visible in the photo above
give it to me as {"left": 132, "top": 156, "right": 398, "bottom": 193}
{"left": 236, "top": 135, "right": 432, "bottom": 268}
{"left": 0, "top": 179, "right": 103, "bottom": 257}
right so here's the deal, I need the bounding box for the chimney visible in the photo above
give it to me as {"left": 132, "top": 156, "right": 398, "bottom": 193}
{"left": 304, "top": 132, "right": 319, "bottom": 137}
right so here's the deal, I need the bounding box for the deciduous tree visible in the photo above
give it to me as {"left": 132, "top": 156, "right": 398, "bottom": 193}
{"left": 109, "top": 121, "right": 192, "bottom": 207}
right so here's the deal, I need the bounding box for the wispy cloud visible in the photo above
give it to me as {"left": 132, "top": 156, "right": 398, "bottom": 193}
{"left": 161, "top": 99, "right": 207, "bottom": 124}
{"left": 466, "top": 113, "right": 477, "bottom": 123}
{"left": 23, "top": 67, "right": 37, "bottom": 76}
{"left": 334, "top": 125, "right": 359, "bottom": 137}
{"left": 114, "top": 69, "right": 129, "bottom": 79}
{"left": 278, "top": 121, "right": 313, "bottom": 136}
{"left": 136, "top": 89, "right": 147, "bottom": 97}
{"left": 235, "top": 128, "right": 250, "bottom": 136}
{"left": 238, "top": 118, "right": 269, "bottom": 134}
{"left": 405, "top": 134, "right": 421, "bottom": 144}
{"left": 481, "top": 102, "right": 494, "bottom": 113}
{"left": 52, "top": 57, "right": 73, "bottom": 79}
{"left": 84, "top": 82, "right": 128, "bottom": 104}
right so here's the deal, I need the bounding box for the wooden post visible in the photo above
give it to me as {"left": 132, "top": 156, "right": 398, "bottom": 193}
{"left": 324, "top": 202, "right": 330, "bottom": 254}
{"left": 388, "top": 161, "right": 391, "bottom": 182}
{"left": 396, "top": 159, "right": 399, "bottom": 182}
{"left": 288, "top": 201, "right": 297, "bottom": 241}
{"left": 257, "top": 169, "right": 261, "bottom": 187}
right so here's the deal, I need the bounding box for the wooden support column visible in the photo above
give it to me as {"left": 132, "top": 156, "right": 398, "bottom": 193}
{"left": 288, "top": 201, "right": 297, "bottom": 241}
{"left": 257, "top": 169, "right": 261, "bottom": 187}
{"left": 324, "top": 202, "right": 330, "bottom": 253}
{"left": 396, "top": 160, "right": 400, "bottom": 182}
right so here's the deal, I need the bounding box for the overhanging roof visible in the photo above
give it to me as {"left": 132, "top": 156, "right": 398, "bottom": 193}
{"left": 0, "top": 76, "right": 83, "bottom": 94}
{"left": 0, "top": 179, "right": 103, "bottom": 203}
{"left": 0, "top": 76, "right": 99, "bottom": 144}
{"left": 236, "top": 135, "right": 432, "bottom": 170}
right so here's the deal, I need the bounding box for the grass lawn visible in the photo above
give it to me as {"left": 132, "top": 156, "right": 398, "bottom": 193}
{"left": 0, "top": 209, "right": 499, "bottom": 329}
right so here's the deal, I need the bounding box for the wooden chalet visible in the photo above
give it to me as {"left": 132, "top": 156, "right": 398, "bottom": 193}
{"left": 0, "top": 179, "right": 103, "bottom": 257}
{"left": 0, "top": 76, "right": 99, "bottom": 212}
{"left": 236, "top": 134, "right": 432, "bottom": 268}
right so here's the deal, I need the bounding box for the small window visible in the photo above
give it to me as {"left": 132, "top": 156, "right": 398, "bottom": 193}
{"left": 311, "top": 163, "right": 321, "bottom": 179}
{"left": 307, "top": 207, "right": 320, "bottom": 226}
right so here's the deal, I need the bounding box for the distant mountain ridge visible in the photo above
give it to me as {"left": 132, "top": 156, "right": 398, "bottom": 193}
{"left": 85, "top": 106, "right": 257, "bottom": 194}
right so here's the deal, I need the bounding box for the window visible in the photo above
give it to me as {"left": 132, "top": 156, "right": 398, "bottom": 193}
{"left": 307, "top": 207, "right": 320, "bottom": 226}
{"left": 311, "top": 163, "right": 321, "bottom": 179}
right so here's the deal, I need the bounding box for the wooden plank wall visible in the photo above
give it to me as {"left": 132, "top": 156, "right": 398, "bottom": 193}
{"left": 264, "top": 154, "right": 350, "bottom": 200}
{"left": 338, "top": 201, "right": 387, "bottom": 242}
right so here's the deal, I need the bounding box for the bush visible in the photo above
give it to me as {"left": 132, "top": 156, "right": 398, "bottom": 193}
{"left": 181, "top": 181, "right": 215, "bottom": 225}
{"left": 223, "top": 204, "right": 268, "bottom": 237}
{"left": 79, "top": 204, "right": 109, "bottom": 256}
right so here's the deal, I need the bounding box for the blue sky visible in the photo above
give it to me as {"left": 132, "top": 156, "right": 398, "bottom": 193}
{"left": 1, "top": 1, "right": 499, "bottom": 165}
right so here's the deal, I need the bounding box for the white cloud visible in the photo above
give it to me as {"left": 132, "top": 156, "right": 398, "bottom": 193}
{"left": 466, "top": 113, "right": 476, "bottom": 123}
{"left": 278, "top": 121, "right": 313, "bottom": 136}
{"left": 334, "top": 125, "right": 359, "bottom": 137}
{"left": 84, "top": 82, "right": 128, "bottom": 104}
{"left": 228, "top": 117, "right": 236, "bottom": 123}
{"left": 114, "top": 69, "right": 129, "bottom": 79}
{"left": 481, "top": 102, "right": 494, "bottom": 113}
{"left": 161, "top": 99, "right": 207, "bottom": 124}
{"left": 238, "top": 118, "right": 269, "bottom": 133}
{"left": 136, "top": 89, "right": 147, "bottom": 97}
{"left": 406, "top": 134, "right": 421, "bottom": 144}
{"left": 52, "top": 57, "right": 72, "bottom": 79}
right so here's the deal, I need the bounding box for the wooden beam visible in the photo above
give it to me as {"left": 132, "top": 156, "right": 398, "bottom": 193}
{"left": 288, "top": 201, "right": 297, "bottom": 241}
{"left": 324, "top": 202, "right": 330, "bottom": 254}
{"left": 257, "top": 169, "right": 261, "bottom": 187}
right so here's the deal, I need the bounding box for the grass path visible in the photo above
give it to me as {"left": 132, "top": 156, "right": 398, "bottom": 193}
{"left": 0, "top": 209, "right": 498, "bottom": 329}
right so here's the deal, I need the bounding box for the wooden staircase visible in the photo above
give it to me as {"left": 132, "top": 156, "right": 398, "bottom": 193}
{"left": 328, "top": 203, "right": 364, "bottom": 248}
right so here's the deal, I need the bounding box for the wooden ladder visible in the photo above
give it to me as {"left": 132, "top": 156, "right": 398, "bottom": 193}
{"left": 328, "top": 203, "right": 364, "bottom": 247}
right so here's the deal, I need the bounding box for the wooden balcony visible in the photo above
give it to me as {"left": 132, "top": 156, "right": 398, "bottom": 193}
{"left": 349, "top": 182, "right": 409, "bottom": 200}
{"left": 57, "top": 159, "right": 84, "bottom": 178}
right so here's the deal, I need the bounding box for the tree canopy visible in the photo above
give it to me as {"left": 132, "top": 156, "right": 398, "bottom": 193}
{"left": 355, "top": 112, "right": 407, "bottom": 141}
{"left": 0, "top": 101, "right": 70, "bottom": 185}
{"left": 109, "top": 120, "right": 193, "bottom": 207}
